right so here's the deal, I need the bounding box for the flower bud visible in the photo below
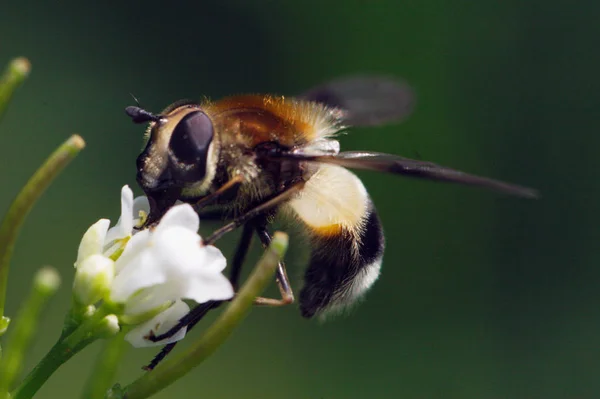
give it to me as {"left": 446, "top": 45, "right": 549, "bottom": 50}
{"left": 75, "top": 219, "right": 110, "bottom": 267}
{"left": 73, "top": 254, "right": 114, "bottom": 306}
{"left": 34, "top": 266, "right": 61, "bottom": 296}
{"left": 97, "top": 314, "right": 120, "bottom": 338}
{"left": 83, "top": 305, "right": 97, "bottom": 318}
{"left": 0, "top": 316, "right": 9, "bottom": 336}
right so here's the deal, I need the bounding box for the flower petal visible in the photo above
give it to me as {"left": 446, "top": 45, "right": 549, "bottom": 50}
{"left": 197, "top": 245, "right": 228, "bottom": 273}
{"left": 155, "top": 204, "right": 199, "bottom": 235}
{"left": 122, "top": 282, "right": 181, "bottom": 316}
{"left": 105, "top": 185, "right": 134, "bottom": 244}
{"left": 153, "top": 226, "right": 205, "bottom": 275}
{"left": 125, "top": 300, "right": 190, "bottom": 347}
{"left": 182, "top": 273, "right": 234, "bottom": 304}
{"left": 76, "top": 219, "right": 110, "bottom": 267}
{"left": 109, "top": 248, "right": 166, "bottom": 303}
{"left": 113, "top": 229, "right": 150, "bottom": 274}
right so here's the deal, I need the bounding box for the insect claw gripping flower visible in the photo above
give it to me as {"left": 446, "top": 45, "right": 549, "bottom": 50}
{"left": 72, "top": 185, "right": 234, "bottom": 347}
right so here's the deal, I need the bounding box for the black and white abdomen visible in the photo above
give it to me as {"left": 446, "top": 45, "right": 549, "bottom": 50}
{"left": 285, "top": 164, "right": 385, "bottom": 318}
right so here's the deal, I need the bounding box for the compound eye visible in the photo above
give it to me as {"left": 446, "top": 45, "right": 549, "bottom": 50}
{"left": 169, "top": 111, "right": 214, "bottom": 164}
{"left": 168, "top": 111, "right": 214, "bottom": 181}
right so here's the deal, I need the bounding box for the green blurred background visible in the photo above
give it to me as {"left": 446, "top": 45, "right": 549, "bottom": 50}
{"left": 1, "top": 1, "right": 598, "bottom": 398}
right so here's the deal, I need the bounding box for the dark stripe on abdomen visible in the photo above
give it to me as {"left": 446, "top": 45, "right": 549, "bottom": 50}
{"left": 299, "top": 202, "right": 385, "bottom": 318}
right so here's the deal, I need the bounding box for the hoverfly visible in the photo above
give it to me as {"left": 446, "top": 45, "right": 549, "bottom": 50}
{"left": 125, "top": 76, "right": 537, "bottom": 369}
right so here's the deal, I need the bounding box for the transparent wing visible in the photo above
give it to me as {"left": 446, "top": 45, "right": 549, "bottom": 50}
{"left": 297, "top": 75, "right": 414, "bottom": 127}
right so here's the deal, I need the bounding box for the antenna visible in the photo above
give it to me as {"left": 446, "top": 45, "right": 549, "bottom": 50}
{"left": 125, "top": 106, "right": 162, "bottom": 124}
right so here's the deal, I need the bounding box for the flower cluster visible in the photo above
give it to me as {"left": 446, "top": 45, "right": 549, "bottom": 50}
{"left": 72, "top": 186, "right": 234, "bottom": 347}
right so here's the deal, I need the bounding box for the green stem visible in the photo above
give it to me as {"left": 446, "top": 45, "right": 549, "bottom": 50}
{"left": 124, "top": 232, "right": 289, "bottom": 399}
{"left": 82, "top": 332, "right": 128, "bottom": 399}
{"left": 0, "top": 57, "right": 30, "bottom": 123}
{"left": 59, "top": 305, "right": 88, "bottom": 341}
{"left": 11, "top": 307, "right": 107, "bottom": 399}
{"left": 0, "top": 267, "right": 60, "bottom": 396}
{"left": 0, "top": 134, "right": 85, "bottom": 326}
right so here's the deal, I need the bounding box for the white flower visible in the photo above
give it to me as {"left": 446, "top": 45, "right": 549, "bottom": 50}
{"left": 72, "top": 185, "right": 145, "bottom": 306}
{"left": 111, "top": 204, "right": 233, "bottom": 347}
{"left": 75, "top": 187, "right": 149, "bottom": 268}
{"left": 73, "top": 185, "right": 234, "bottom": 347}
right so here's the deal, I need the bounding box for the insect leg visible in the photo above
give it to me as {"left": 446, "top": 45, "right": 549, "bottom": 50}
{"left": 203, "top": 181, "right": 305, "bottom": 245}
{"left": 227, "top": 221, "right": 254, "bottom": 290}
{"left": 253, "top": 225, "right": 295, "bottom": 306}
{"left": 193, "top": 175, "right": 244, "bottom": 211}
{"left": 142, "top": 301, "right": 218, "bottom": 371}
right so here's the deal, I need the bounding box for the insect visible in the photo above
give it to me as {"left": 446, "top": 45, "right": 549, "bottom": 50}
{"left": 125, "top": 76, "right": 537, "bottom": 368}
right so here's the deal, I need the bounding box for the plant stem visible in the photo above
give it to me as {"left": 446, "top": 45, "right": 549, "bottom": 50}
{"left": 0, "top": 134, "right": 85, "bottom": 327}
{"left": 124, "top": 232, "right": 288, "bottom": 399}
{"left": 11, "top": 307, "right": 106, "bottom": 399}
{"left": 82, "top": 332, "right": 128, "bottom": 399}
{"left": 0, "top": 57, "right": 30, "bottom": 123}
{"left": 0, "top": 267, "right": 60, "bottom": 396}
